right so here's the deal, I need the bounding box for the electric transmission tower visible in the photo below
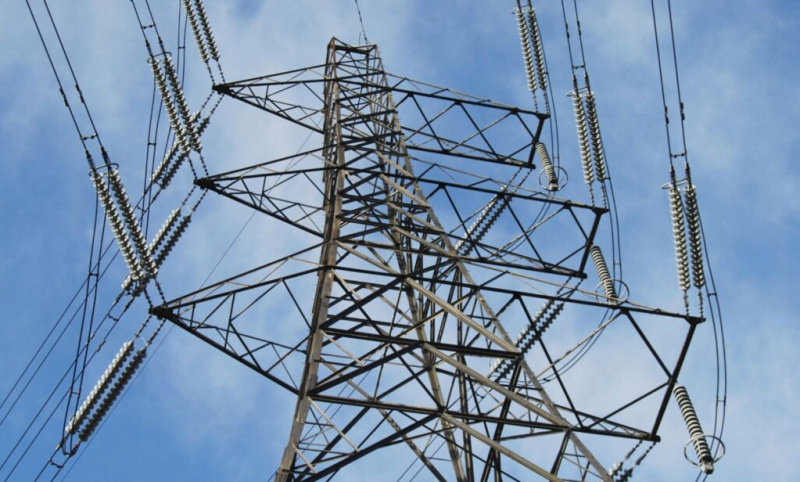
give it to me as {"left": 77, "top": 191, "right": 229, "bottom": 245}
{"left": 7, "top": 1, "right": 727, "bottom": 480}
{"left": 151, "top": 38, "right": 711, "bottom": 481}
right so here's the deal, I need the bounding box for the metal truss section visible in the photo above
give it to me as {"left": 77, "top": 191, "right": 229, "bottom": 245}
{"left": 213, "top": 48, "right": 547, "bottom": 168}
{"left": 153, "top": 39, "right": 703, "bottom": 481}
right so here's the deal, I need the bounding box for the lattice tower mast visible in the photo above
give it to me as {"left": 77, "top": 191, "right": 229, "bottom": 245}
{"left": 151, "top": 38, "right": 707, "bottom": 481}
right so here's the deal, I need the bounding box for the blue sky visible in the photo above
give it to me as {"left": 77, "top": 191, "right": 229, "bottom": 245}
{"left": 1, "top": 0, "right": 798, "bottom": 481}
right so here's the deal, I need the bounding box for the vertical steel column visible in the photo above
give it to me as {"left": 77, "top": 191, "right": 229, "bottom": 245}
{"left": 276, "top": 44, "right": 346, "bottom": 482}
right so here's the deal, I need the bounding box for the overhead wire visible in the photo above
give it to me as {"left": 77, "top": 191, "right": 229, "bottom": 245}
{"left": 50, "top": 55, "right": 317, "bottom": 476}
{"left": 22, "top": 0, "right": 92, "bottom": 159}
{"left": 17, "top": 0, "right": 727, "bottom": 479}
{"left": 648, "top": 1, "right": 727, "bottom": 478}
{"left": 40, "top": 0, "right": 106, "bottom": 153}
{"left": 10, "top": 0, "right": 221, "bottom": 476}
{"left": 546, "top": 0, "right": 624, "bottom": 385}
{"left": 19, "top": 0, "right": 119, "bottom": 462}
{"left": 0, "top": 168, "right": 202, "bottom": 445}
{"left": 54, "top": 121, "right": 320, "bottom": 480}
{"left": 61, "top": 179, "right": 107, "bottom": 456}
{"left": 561, "top": 0, "right": 630, "bottom": 382}
{"left": 0, "top": 295, "right": 139, "bottom": 480}
{"left": 0, "top": 177, "right": 205, "bottom": 470}
{"left": 354, "top": 0, "right": 370, "bottom": 45}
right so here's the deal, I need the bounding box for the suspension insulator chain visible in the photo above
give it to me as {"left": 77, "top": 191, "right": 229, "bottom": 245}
{"left": 526, "top": 7, "right": 547, "bottom": 92}
{"left": 472, "top": 196, "right": 508, "bottom": 246}
{"left": 457, "top": 191, "right": 509, "bottom": 256}
{"left": 684, "top": 184, "right": 705, "bottom": 289}
{"left": 150, "top": 57, "right": 190, "bottom": 155}
{"left": 673, "top": 384, "right": 715, "bottom": 474}
{"left": 153, "top": 112, "right": 211, "bottom": 188}
{"left": 572, "top": 90, "right": 594, "bottom": 193}
{"left": 193, "top": 0, "right": 220, "bottom": 62}
{"left": 590, "top": 245, "right": 617, "bottom": 302}
{"left": 148, "top": 208, "right": 182, "bottom": 255}
{"left": 91, "top": 171, "right": 144, "bottom": 282}
{"left": 536, "top": 142, "right": 559, "bottom": 191}
{"left": 514, "top": 7, "right": 537, "bottom": 94}
{"left": 122, "top": 207, "right": 189, "bottom": 292}
{"left": 151, "top": 139, "right": 181, "bottom": 187}
{"left": 108, "top": 169, "right": 157, "bottom": 278}
{"left": 155, "top": 213, "right": 192, "bottom": 267}
{"left": 163, "top": 55, "right": 202, "bottom": 152}
{"left": 78, "top": 346, "right": 147, "bottom": 442}
{"left": 491, "top": 300, "right": 563, "bottom": 379}
{"left": 65, "top": 341, "right": 133, "bottom": 435}
{"left": 669, "top": 184, "right": 690, "bottom": 294}
{"left": 182, "top": 0, "right": 209, "bottom": 63}
{"left": 584, "top": 91, "right": 607, "bottom": 182}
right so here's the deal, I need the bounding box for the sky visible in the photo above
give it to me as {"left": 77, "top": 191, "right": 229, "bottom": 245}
{"left": 1, "top": 0, "right": 799, "bottom": 481}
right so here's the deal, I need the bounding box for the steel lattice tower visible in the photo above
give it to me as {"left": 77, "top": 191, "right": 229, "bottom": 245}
{"left": 152, "top": 39, "right": 703, "bottom": 481}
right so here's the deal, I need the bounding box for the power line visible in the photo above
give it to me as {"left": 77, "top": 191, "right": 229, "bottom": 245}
{"left": 353, "top": 0, "right": 370, "bottom": 44}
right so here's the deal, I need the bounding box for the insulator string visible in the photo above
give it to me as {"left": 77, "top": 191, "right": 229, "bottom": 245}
{"left": 64, "top": 342, "right": 133, "bottom": 436}
{"left": 108, "top": 169, "right": 158, "bottom": 278}
{"left": 584, "top": 89, "right": 606, "bottom": 182}
{"left": 669, "top": 176, "right": 690, "bottom": 303}
{"left": 182, "top": 0, "right": 208, "bottom": 63}
{"left": 8, "top": 1, "right": 222, "bottom": 477}
{"left": 674, "top": 384, "right": 715, "bottom": 474}
{"left": 526, "top": 0, "right": 559, "bottom": 172}
{"left": 491, "top": 300, "right": 563, "bottom": 379}
{"left": 647, "top": 2, "right": 726, "bottom": 475}
{"left": 515, "top": 4, "right": 538, "bottom": 108}
{"left": 684, "top": 183, "right": 705, "bottom": 290}
{"left": 78, "top": 347, "right": 147, "bottom": 443}
{"left": 163, "top": 54, "right": 202, "bottom": 152}
{"left": 590, "top": 245, "right": 617, "bottom": 302}
{"left": 571, "top": 88, "right": 595, "bottom": 204}
{"left": 536, "top": 142, "right": 559, "bottom": 191}
{"left": 91, "top": 171, "right": 144, "bottom": 281}
{"left": 193, "top": 0, "right": 220, "bottom": 62}
{"left": 527, "top": 8, "right": 548, "bottom": 94}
